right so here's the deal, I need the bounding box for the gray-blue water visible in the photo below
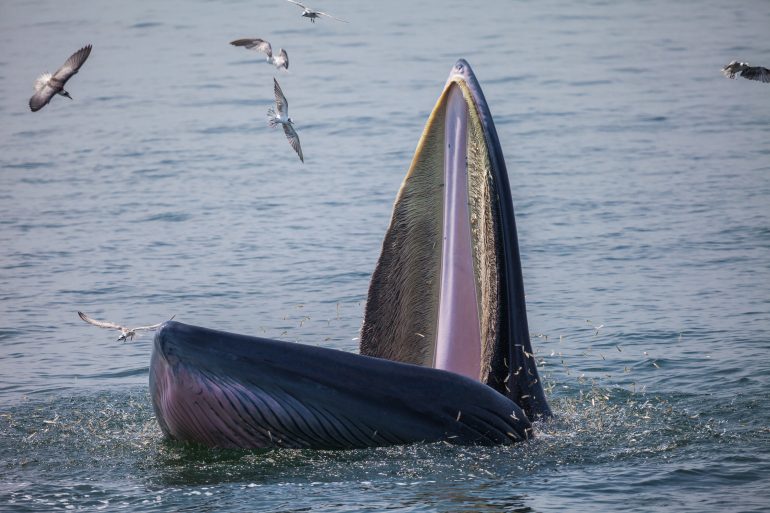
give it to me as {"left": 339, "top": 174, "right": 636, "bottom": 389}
{"left": 2, "top": 0, "right": 769, "bottom": 511}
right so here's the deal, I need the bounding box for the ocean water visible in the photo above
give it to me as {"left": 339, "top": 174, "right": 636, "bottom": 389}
{"left": 1, "top": 0, "right": 769, "bottom": 511}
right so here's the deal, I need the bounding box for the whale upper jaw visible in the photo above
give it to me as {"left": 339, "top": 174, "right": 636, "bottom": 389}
{"left": 360, "top": 59, "right": 551, "bottom": 420}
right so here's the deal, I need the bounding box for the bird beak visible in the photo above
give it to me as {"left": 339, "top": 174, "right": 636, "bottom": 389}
{"left": 62, "top": 91, "right": 73, "bottom": 100}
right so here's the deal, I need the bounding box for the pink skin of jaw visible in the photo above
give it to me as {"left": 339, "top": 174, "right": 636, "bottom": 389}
{"left": 433, "top": 84, "right": 482, "bottom": 381}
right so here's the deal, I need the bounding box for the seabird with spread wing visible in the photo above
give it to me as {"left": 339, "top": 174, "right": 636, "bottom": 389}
{"left": 721, "top": 61, "right": 769, "bottom": 83}
{"left": 286, "top": 0, "right": 347, "bottom": 23}
{"left": 267, "top": 78, "right": 304, "bottom": 163}
{"left": 29, "top": 45, "right": 92, "bottom": 112}
{"left": 230, "top": 38, "right": 289, "bottom": 71}
{"left": 78, "top": 311, "right": 175, "bottom": 342}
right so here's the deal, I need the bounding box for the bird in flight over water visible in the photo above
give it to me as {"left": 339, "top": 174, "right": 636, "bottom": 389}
{"left": 267, "top": 78, "right": 304, "bottom": 163}
{"left": 285, "top": 0, "right": 348, "bottom": 23}
{"left": 721, "top": 61, "right": 769, "bottom": 83}
{"left": 230, "top": 38, "right": 289, "bottom": 71}
{"left": 78, "top": 311, "right": 175, "bottom": 342}
{"left": 29, "top": 45, "right": 92, "bottom": 112}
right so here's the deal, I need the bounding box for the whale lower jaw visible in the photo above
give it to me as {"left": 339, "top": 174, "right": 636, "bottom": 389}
{"left": 150, "top": 321, "right": 531, "bottom": 449}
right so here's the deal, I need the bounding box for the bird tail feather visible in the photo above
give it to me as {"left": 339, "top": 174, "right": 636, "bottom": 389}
{"left": 267, "top": 108, "right": 278, "bottom": 127}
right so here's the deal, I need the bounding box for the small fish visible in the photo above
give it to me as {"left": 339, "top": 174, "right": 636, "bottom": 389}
{"left": 586, "top": 319, "right": 604, "bottom": 336}
{"left": 42, "top": 414, "right": 59, "bottom": 425}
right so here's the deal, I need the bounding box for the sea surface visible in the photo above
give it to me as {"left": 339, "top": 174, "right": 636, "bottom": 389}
{"left": 1, "top": 0, "right": 769, "bottom": 511}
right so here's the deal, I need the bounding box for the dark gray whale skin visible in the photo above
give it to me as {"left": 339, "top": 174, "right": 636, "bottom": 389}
{"left": 150, "top": 321, "right": 531, "bottom": 449}
{"left": 149, "top": 59, "right": 550, "bottom": 449}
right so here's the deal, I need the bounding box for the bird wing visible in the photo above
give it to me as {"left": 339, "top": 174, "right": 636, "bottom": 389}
{"left": 741, "top": 66, "right": 770, "bottom": 83}
{"left": 29, "top": 81, "right": 58, "bottom": 112}
{"left": 78, "top": 311, "right": 125, "bottom": 330}
{"left": 230, "top": 38, "right": 272, "bottom": 58}
{"left": 52, "top": 45, "right": 92, "bottom": 83}
{"left": 286, "top": 0, "right": 308, "bottom": 9}
{"left": 283, "top": 124, "right": 304, "bottom": 162}
{"left": 134, "top": 314, "right": 176, "bottom": 331}
{"left": 273, "top": 78, "right": 288, "bottom": 117}
{"left": 276, "top": 49, "right": 289, "bottom": 70}
{"left": 33, "top": 73, "right": 52, "bottom": 92}
{"left": 316, "top": 10, "right": 348, "bottom": 22}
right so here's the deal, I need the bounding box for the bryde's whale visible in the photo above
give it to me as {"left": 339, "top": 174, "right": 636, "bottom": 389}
{"left": 149, "top": 59, "right": 551, "bottom": 449}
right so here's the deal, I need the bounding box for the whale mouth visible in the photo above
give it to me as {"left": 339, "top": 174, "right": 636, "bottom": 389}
{"left": 148, "top": 59, "right": 550, "bottom": 450}
{"left": 360, "top": 60, "right": 550, "bottom": 419}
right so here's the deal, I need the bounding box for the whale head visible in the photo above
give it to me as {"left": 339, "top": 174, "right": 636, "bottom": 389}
{"left": 360, "top": 59, "right": 551, "bottom": 419}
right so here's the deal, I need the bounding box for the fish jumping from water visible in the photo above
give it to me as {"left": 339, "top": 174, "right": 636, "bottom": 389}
{"left": 267, "top": 78, "right": 303, "bottom": 162}
{"left": 78, "top": 311, "right": 174, "bottom": 342}
{"left": 721, "top": 61, "right": 770, "bottom": 83}
{"left": 230, "top": 38, "right": 289, "bottom": 71}
{"left": 285, "top": 0, "right": 348, "bottom": 23}
{"left": 29, "top": 45, "right": 92, "bottom": 112}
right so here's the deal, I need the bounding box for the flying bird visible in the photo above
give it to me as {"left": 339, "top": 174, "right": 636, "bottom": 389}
{"left": 721, "top": 61, "right": 770, "bottom": 83}
{"left": 267, "top": 78, "right": 304, "bottom": 163}
{"left": 286, "top": 0, "right": 348, "bottom": 23}
{"left": 29, "top": 44, "right": 92, "bottom": 112}
{"left": 78, "top": 311, "right": 175, "bottom": 342}
{"left": 230, "top": 38, "right": 289, "bottom": 71}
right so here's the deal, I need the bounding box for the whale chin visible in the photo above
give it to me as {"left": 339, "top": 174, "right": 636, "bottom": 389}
{"left": 149, "top": 59, "right": 551, "bottom": 450}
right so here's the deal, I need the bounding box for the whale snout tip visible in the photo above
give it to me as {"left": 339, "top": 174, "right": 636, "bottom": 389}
{"left": 450, "top": 59, "right": 473, "bottom": 78}
{"left": 153, "top": 320, "right": 184, "bottom": 367}
{"left": 155, "top": 319, "right": 181, "bottom": 339}
{"left": 153, "top": 320, "right": 176, "bottom": 351}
